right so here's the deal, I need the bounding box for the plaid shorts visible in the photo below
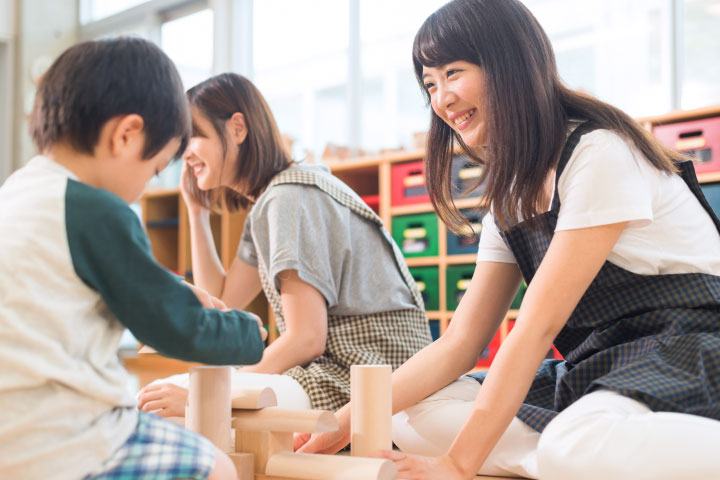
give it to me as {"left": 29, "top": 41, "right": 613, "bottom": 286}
{"left": 85, "top": 411, "right": 215, "bottom": 480}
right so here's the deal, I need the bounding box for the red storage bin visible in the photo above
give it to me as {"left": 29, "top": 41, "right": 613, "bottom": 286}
{"left": 476, "top": 330, "right": 502, "bottom": 368}
{"left": 653, "top": 116, "right": 720, "bottom": 174}
{"left": 507, "top": 320, "right": 563, "bottom": 360}
{"left": 361, "top": 194, "right": 380, "bottom": 214}
{"left": 391, "top": 160, "right": 431, "bottom": 206}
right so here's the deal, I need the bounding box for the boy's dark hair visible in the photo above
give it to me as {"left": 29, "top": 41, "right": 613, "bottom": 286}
{"left": 413, "top": 0, "right": 683, "bottom": 231}
{"left": 29, "top": 36, "right": 190, "bottom": 160}
{"left": 184, "top": 73, "right": 293, "bottom": 212}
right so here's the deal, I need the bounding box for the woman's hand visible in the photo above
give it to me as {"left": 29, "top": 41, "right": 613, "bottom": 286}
{"left": 294, "top": 421, "right": 351, "bottom": 454}
{"left": 137, "top": 383, "right": 189, "bottom": 418}
{"left": 180, "top": 161, "right": 208, "bottom": 217}
{"left": 380, "top": 451, "right": 468, "bottom": 480}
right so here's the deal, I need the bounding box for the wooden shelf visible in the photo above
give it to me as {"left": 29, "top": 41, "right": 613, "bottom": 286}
{"left": 406, "top": 256, "right": 441, "bottom": 267}
{"left": 446, "top": 254, "right": 478, "bottom": 265}
{"left": 389, "top": 197, "right": 484, "bottom": 216}
{"left": 698, "top": 171, "right": 720, "bottom": 184}
{"left": 636, "top": 104, "right": 720, "bottom": 127}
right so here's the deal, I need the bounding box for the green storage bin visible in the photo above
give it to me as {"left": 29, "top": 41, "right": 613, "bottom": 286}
{"left": 510, "top": 281, "right": 527, "bottom": 310}
{"left": 391, "top": 212, "right": 439, "bottom": 257}
{"left": 446, "top": 264, "right": 476, "bottom": 310}
{"left": 410, "top": 266, "right": 440, "bottom": 311}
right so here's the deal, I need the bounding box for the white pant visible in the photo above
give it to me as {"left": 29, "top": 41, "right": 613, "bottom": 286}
{"left": 392, "top": 377, "right": 720, "bottom": 479}
{"left": 146, "top": 371, "right": 312, "bottom": 410}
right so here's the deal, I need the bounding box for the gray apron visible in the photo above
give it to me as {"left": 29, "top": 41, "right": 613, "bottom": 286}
{"left": 257, "top": 167, "right": 432, "bottom": 411}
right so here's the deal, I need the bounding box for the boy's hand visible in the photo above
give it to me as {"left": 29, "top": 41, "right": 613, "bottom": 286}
{"left": 137, "top": 383, "right": 188, "bottom": 418}
{"left": 183, "top": 281, "right": 267, "bottom": 341}
{"left": 183, "top": 281, "right": 228, "bottom": 310}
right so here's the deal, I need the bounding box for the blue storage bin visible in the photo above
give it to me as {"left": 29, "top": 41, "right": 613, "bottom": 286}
{"left": 701, "top": 182, "right": 720, "bottom": 217}
{"left": 447, "top": 208, "right": 485, "bottom": 255}
{"left": 451, "top": 155, "right": 484, "bottom": 199}
{"left": 429, "top": 319, "right": 441, "bottom": 341}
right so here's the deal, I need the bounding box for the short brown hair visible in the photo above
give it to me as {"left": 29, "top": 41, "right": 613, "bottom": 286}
{"left": 29, "top": 37, "right": 190, "bottom": 160}
{"left": 184, "top": 73, "right": 292, "bottom": 211}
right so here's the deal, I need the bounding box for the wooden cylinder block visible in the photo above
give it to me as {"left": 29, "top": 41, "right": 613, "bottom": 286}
{"left": 350, "top": 365, "right": 392, "bottom": 457}
{"left": 265, "top": 452, "right": 397, "bottom": 480}
{"left": 187, "top": 366, "right": 232, "bottom": 452}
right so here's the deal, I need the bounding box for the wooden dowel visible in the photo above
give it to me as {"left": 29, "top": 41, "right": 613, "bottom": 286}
{"left": 351, "top": 365, "right": 392, "bottom": 457}
{"left": 186, "top": 366, "right": 232, "bottom": 451}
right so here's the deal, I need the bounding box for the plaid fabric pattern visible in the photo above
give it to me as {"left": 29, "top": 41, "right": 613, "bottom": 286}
{"left": 85, "top": 411, "right": 215, "bottom": 480}
{"left": 471, "top": 122, "right": 720, "bottom": 432}
{"left": 259, "top": 168, "right": 432, "bottom": 411}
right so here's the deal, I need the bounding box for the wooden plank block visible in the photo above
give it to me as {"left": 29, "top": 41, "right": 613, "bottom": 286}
{"left": 232, "top": 407, "right": 337, "bottom": 433}
{"left": 265, "top": 452, "right": 397, "bottom": 480}
{"left": 231, "top": 387, "right": 277, "bottom": 410}
{"left": 235, "top": 431, "right": 293, "bottom": 474}
{"left": 228, "top": 452, "right": 254, "bottom": 480}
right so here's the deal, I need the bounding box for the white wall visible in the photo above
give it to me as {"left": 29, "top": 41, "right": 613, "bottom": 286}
{"left": 13, "top": 0, "right": 78, "bottom": 173}
{"left": 0, "top": 0, "right": 14, "bottom": 39}
{"left": 0, "top": 0, "right": 15, "bottom": 182}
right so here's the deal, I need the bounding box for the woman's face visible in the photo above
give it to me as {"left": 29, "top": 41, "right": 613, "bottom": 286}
{"left": 183, "top": 108, "right": 239, "bottom": 190}
{"left": 422, "top": 60, "right": 487, "bottom": 147}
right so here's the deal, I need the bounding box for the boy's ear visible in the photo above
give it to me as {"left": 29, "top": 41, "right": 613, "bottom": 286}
{"left": 228, "top": 112, "right": 248, "bottom": 145}
{"left": 109, "top": 114, "right": 145, "bottom": 158}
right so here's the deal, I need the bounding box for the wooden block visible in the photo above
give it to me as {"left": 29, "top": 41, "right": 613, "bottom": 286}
{"left": 231, "top": 387, "right": 277, "bottom": 410}
{"left": 351, "top": 365, "right": 392, "bottom": 457}
{"left": 232, "top": 407, "right": 337, "bottom": 433}
{"left": 235, "top": 431, "right": 293, "bottom": 474}
{"left": 228, "top": 452, "right": 254, "bottom": 480}
{"left": 265, "top": 452, "right": 397, "bottom": 480}
{"left": 187, "top": 366, "right": 232, "bottom": 451}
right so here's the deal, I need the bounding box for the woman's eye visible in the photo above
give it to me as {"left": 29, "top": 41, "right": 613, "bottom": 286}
{"left": 424, "top": 82, "right": 436, "bottom": 90}
{"left": 446, "top": 69, "right": 459, "bottom": 78}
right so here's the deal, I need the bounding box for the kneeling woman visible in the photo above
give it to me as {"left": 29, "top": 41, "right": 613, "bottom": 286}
{"left": 138, "top": 73, "right": 431, "bottom": 413}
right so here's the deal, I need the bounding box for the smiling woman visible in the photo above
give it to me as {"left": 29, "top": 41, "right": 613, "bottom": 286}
{"left": 295, "top": 1, "right": 720, "bottom": 479}
{"left": 137, "top": 72, "right": 432, "bottom": 418}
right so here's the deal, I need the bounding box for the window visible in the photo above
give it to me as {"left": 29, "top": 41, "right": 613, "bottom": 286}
{"left": 253, "top": 0, "right": 349, "bottom": 160}
{"left": 682, "top": 0, "right": 720, "bottom": 109}
{"left": 80, "top": 0, "right": 149, "bottom": 24}
{"left": 161, "top": 8, "right": 214, "bottom": 91}
{"left": 359, "top": 0, "right": 447, "bottom": 153}
{"left": 524, "top": 0, "right": 673, "bottom": 117}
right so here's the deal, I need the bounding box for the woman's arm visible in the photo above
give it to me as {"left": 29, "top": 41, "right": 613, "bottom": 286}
{"left": 434, "top": 221, "right": 629, "bottom": 479}
{"left": 240, "top": 269, "right": 328, "bottom": 374}
{"left": 296, "top": 259, "right": 523, "bottom": 454}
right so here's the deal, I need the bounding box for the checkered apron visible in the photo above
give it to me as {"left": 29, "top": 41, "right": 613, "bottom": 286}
{"left": 471, "top": 122, "right": 720, "bottom": 432}
{"left": 257, "top": 168, "right": 432, "bottom": 411}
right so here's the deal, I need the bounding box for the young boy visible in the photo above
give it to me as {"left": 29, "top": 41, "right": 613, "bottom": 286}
{"left": 0, "top": 37, "right": 264, "bottom": 480}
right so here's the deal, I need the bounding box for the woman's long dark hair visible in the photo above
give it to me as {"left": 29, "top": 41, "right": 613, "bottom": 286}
{"left": 185, "top": 73, "right": 292, "bottom": 211}
{"left": 413, "top": 0, "right": 684, "bottom": 231}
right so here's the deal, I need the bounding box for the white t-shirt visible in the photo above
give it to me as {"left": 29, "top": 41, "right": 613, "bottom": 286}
{"left": 477, "top": 129, "right": 720, "bottom": 276}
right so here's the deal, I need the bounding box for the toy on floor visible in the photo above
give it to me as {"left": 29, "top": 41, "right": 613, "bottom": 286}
{"left": 184, "top": 365, "right": 397, "bottom": 480}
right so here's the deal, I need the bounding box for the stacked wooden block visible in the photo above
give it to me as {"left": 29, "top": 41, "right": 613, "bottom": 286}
{"left": 185, "top": 366, "right": 396, "bottom": 480}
